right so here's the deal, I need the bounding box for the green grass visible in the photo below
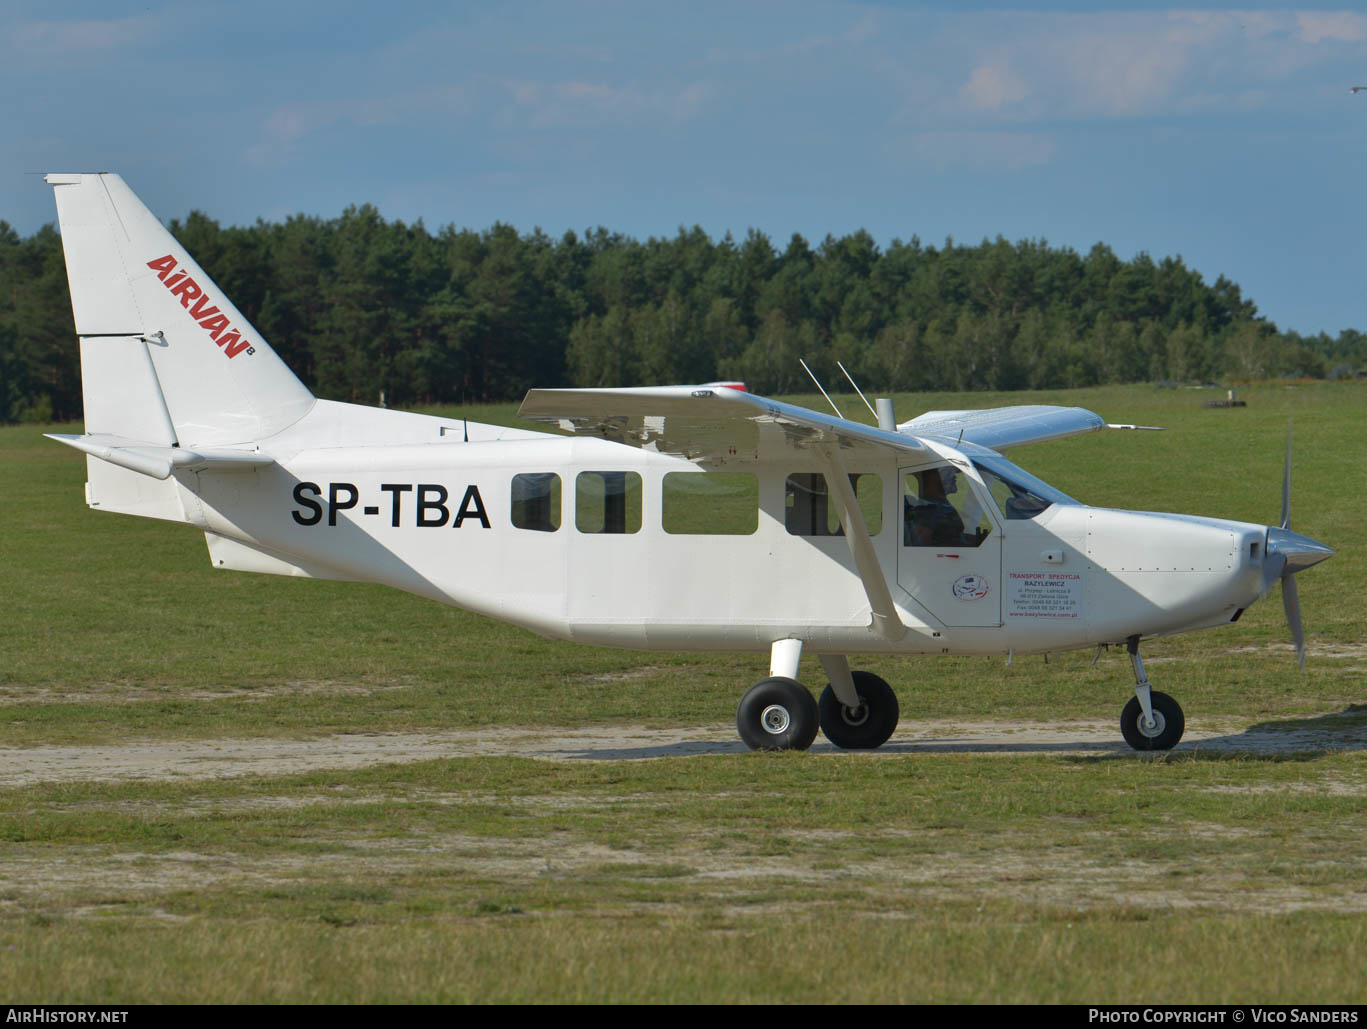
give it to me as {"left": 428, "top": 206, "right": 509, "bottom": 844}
{"left": 0, "top": 752, "right": 1364, "bottom": 1002}
{"left": 0, "top": 380, "right": 1364, "bottom": 1002}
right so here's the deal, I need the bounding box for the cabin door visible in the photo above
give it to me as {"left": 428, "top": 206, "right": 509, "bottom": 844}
{"left": 896, "top": 463, "right": 1003, "bottom": 627}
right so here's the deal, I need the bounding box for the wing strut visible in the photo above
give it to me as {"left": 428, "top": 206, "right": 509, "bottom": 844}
{"left": 816, "top": 446, "right": 906, "bottom": 643}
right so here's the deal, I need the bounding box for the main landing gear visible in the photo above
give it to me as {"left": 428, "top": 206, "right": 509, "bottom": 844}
{"left": 736, "top": 641, "right": 901, "bottom": 751}
{"left": 1119, "top": 636, "right": 1185, "bottom": 751}
{"left": 736, "top": 677, "right": 819, "bottom": 751}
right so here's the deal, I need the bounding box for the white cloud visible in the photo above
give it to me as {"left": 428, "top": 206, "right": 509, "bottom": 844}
{"left": 1045, "top": 19, "right": 1192, "bottom": 117}
{"left": 1296, "top": 12, "right": 1367, "bottom": 44}
{"left": 249, "top": 87, "right": 470, "bottom": 164}
{"left": 519, "top": 78, "right": 715, "bottom": 129}
{"left": 960, "top": 61, "right": 1030, "bottom": 112}
{"left": 894, "top": 9, "right": 1367, "bottom": 131}
{"left": 248, "top": 69, "right": 713, "bottom": 167}
{"left": 218, "top": 5, "right": 1367, "bottom": 176}
{"left": 558, "top": 81, "right": 616, "bottom": 102}
{"left": 845, "top": 11, "right": 877, "bottom": 47}
{"left": 1, "top": 11, "right": 181, "bottom": 71}
{"left": 12, "top": 14, "right": 164, "bottom": 54}
{"left": 502, "top": 79, "right": 541, "bottom": 106}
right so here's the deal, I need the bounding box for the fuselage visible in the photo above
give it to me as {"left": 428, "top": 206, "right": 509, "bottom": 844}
{"left": 109, "top": 399, "right": 1279, "bottom": 659}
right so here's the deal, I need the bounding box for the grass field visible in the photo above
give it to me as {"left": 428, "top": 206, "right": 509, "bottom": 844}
{"left": 0, "top": 380, "right": 1363, "bottom": 1003}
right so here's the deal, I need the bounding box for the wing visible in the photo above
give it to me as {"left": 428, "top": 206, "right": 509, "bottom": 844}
{"left": 518, "top": 385, "right": 929, "bottom": 464}
{"left": 520, "top": 389, "right": 1147, "bottom": 462}
{"left": 897, "top": 405, "right": 1107, "bottom": 452}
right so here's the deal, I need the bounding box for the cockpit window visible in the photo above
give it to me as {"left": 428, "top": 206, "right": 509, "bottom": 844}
{"left": 903, "top": 465, "right": 992, "bottom": 548}
{"left": 971, "top": 454, "right": 1077, "bottom": 521}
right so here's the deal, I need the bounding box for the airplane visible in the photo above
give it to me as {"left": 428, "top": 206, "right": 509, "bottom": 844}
{"left": 41, "top": 173, "right": 1335, "bottom": 753}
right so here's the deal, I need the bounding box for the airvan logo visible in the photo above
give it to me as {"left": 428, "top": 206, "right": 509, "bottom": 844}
{"left": 952, "top": 574, "right": 990, "bottom": 601}
{"left": 145, "top": 255, "right": 255, "bottom": 359}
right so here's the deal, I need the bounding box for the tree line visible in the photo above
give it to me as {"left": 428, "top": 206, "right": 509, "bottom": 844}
{"left": 2, "top": 207, "right": 1363, "bottom": 424}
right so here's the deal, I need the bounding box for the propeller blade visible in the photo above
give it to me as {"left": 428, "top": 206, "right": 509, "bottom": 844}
{"left": 1280, "top": 419, "right": 1292, "bottom": 530}
{"left": 1282, "top": 570, "right": 1305, "bottom": 671}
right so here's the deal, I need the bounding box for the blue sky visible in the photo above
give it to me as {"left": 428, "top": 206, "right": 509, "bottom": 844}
{"left": 5, "top": 1, "right": 1367, "bottom": 337}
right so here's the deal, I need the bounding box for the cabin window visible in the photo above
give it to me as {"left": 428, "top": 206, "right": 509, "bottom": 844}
{"left": 971, "top": 459, "right": 1063, "bottom": 521}
{"left": 575, "top": 471, "right": 642, "bottom": 534}
{"left": 510, "top": 473, "right": 561, "bottom": 532}
{"left": 903, "top": 466, "right": 992, "bottom": 548}
{"left": 661, "top": 472, "right": 758, "bottom": 535}
{"left": 785, "top": 473, "right": 883, "bottom": 536}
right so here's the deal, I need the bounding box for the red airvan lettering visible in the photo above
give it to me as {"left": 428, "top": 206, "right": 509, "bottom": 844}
{"left": 144, "top": 255, "right": 255, "bottom": 359}
{"left": 188, "top": 294, "right": 220, "bottom": 321}
{"left": 218, "top": 330, "right": 251, "bottom": 358}
{"left": 169, "top": 277, "right": 202, "bottom": 307}
{"left": 147, "top": 255, "right": 177, "bottom": 280}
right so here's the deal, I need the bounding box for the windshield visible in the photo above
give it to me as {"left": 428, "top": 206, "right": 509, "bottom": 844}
{"left": 971, "top": 453, "right": 1079, "bottom": 521}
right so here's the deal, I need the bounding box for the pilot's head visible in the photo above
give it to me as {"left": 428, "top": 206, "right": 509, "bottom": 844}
{"left": 917, "top": 467, "right": 955, "bottom": 499}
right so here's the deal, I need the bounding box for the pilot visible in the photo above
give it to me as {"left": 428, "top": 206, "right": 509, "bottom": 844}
{"left": 905, "top": 467, "right": 967, "bottom": 547}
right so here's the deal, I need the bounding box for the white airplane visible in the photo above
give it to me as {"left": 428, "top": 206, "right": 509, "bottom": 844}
{"left": 42, "top": 173, "right": 1334, "bottom": 753}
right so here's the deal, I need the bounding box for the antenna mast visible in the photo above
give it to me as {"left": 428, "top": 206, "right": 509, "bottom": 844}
{"left": 799, "top": 359, "right": 844, "bottom": 419}
{"left": 836, "top": 361, "right": 878, "bottom": 421}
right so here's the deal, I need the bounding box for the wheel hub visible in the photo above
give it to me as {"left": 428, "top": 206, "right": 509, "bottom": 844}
{"left": 840, "top": 700, "right": 869, "bottom": 727}
{"left": 760, "top": 704, "right": 791, "bottom": 735}
{"left": 1138, "top": 710, "right": 1167, "bottom": 738}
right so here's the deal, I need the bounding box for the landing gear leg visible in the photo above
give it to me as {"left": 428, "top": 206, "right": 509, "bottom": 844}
{"left": 1120, "top": 636, "right": 1185, "bottom": 751}
{"left": 1129, "top": 636, "right": 1156, "bottom": 728}
{"left": 770, "top": 638, "right": 803, "bottom": 681}
{"left": 819, "top": 654, "right": 859, "bottom": 708}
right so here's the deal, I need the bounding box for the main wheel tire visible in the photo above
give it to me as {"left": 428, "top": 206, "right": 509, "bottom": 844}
{"left": 818, "top": 671, "right": 899, "bottom": 750}
{"left": 737, "top": 677, "right": 819, "bottom": 751}
{"left": 1120, "top": 690, "right": 1185, "bottom": 751}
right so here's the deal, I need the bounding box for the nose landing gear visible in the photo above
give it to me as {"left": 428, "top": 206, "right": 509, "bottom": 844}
{"left": 1119, "top": 636, "right": 1185, "bottom": 751}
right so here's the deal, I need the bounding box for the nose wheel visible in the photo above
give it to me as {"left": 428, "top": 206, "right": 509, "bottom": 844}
{"left": 1120, "top": 637, "right": 1185, "bottom": 751}
{"left": 1120, "top": 690, "right": 1185, "bottom": 750}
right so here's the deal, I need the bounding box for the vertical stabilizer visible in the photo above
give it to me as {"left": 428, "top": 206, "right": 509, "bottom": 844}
{"left": 46, "top": 173, "right": 314, "bottom": 446}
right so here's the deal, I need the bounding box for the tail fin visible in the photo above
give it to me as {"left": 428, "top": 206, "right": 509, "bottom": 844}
{"left": 46, "top": 173, "right": 313, "bottom": 447}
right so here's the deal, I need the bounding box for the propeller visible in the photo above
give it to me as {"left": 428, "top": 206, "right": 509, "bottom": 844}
{"left": 1263, "top": 420, "right": 1334, "bottom": 669}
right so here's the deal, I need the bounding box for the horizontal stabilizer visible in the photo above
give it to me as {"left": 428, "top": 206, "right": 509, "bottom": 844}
{"left": 204, "top": 532, "right": 348, "bottom": 580}
{"left": 46, "top": 433, "right": 274, "bottom": 480}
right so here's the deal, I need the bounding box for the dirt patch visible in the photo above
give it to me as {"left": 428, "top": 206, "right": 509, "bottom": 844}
{"left": 7, "top": 822, "right": 1364, "bottom": 921}
{"left": 573, "top": 665, "right": 672, "bottom": 684}
{"left": 0, "top": 678, "right": 415, "bottom": 705}
{"left": 2, "top": 708, "right": 1365, "bottom": 788}
{"left": 1222, "top": 642, "right": 1367, "bottom": 660}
